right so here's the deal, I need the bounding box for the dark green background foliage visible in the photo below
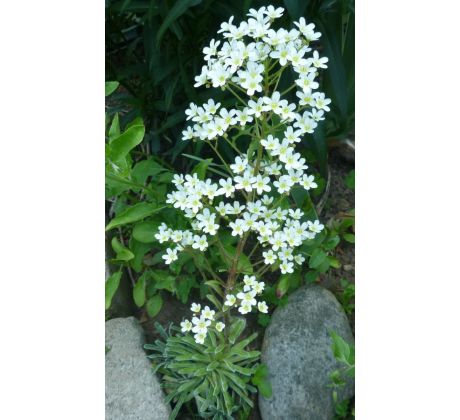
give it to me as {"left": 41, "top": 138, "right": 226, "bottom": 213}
{"left": 106, "top": 0, "right": 354, "bottom": 173}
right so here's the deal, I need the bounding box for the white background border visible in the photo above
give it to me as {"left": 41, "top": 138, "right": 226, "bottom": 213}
{"left": 1, "top": 0, "right": 460, "bottom": 418}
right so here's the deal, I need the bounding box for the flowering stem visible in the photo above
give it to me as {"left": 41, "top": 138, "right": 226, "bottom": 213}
{"left": 281, "top": 83, "right": 296, "bottom": 96}
{"left": 208, "top": 142, "right": 233, "bottom": 175}
{"left": 226, "top": 84, "right": 247, "bottom": 106}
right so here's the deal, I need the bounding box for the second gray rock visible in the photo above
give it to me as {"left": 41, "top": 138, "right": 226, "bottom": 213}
{"left": 259, "top": 285, "right": 354, "bottom": 420}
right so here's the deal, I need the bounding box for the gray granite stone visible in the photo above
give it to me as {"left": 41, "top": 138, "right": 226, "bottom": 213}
{"left": 106, "top": 317, "right": 170, "bottom": 420}
{"left": 259, "top": 285, "right": 354, "bottom": 420}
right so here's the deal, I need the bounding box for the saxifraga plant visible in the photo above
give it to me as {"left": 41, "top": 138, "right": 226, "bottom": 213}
{"left": 146, "top": 4, "right": 332, "bottom": 417}
{"left": 145, "top": 319, "right": 260, "bottom": 419}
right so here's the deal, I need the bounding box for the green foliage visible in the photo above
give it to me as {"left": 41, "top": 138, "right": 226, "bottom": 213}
{"left": 336, "top": 278, "right": 355, "bottom": 315}
{"left": 145, "top": 320, "right": 261, "bottom": 419}
{"left": 105, "top": 271, "right": 122, "bottom": 310}
{"left": 105, "top": 87, "right": 201, "bottom": 313}
{"left": 251, "top": 364, "right": 272, "bottom": 398}
{"left": 329, "top": 331, "right": 355, "bottom": 419}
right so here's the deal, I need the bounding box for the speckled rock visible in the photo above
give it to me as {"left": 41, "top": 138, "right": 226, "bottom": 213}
{"left": 259, "top": 285, "right": 354, "bottom": 420}
{"left": 105, "top": 317, "right": 170, "bottom": 420}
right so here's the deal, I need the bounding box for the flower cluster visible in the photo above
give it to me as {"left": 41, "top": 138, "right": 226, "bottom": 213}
{"left": 224, "top": 275, "right": 268, "bottom": 314}
{"left": 154, "top": 6, "right": 330, "bottom": 345}
{"left": 180, "top": 303, "right": 225, "bottom": 344}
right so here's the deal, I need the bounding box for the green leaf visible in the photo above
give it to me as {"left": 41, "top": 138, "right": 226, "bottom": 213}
{"left": 276, "top": 275, "right": 290, "bottom": 297}
{"left": 108, "top": 117, "right": 145, "bottom": 163}
{"left": 228, "top": 318, "right": 246, "bottom": 345}
{"left": 146, "top": 294, "right": 163, "bottom": 318}
{"left": 192, "top": 158, "right": 213, "bottom": 180}
{"left": 131, "top": 158, "right": 166, "bottom": 185}
{"left": 108, "top": 113, "right": 120, "bottom": 141}
{"left": 133, "top": 272, "right": 147, "bottom": 307}
{"left": 105, "top": 81, "right": 119, "bottom": 96}
{"left": 330, "top": 331, "right": 352, "bottom": 364}
{"left": 156, "top": 0, "right": 202, "bottom": 46}
{"left": 151, "top": 269, "right": 176, "bottom": 293}
{"left": 343, "top": 233, "right": 355, "bottom": 243}
{"left": 251, "top": 364, "right": 272, "bottom": 398}
{"left": 305, "top": 270, "right": 319, "bottom": 283}
{"left": 132, "top": 220, "right": 161, "bottom": 243}
{"left": 257, "top": 313, "right": 271, "bottom": 327}
{"left": 105, "top": 203, "right": 166, "bottom": 231}
{"left": 111, "top": 237, "right": 134, "bottom": 261}
{"left": 177, "top": 276, "right": 195, "bottom": 304}
{"left": 309, "top": 248, "right": 328, "bottom": 269}
{"left": 105, "top": 271, "right": 121, "bottom": 310}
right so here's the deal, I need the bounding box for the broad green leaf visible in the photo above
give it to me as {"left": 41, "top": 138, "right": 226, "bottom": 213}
{"left": 309, "top": 248, "right": 328, "bottom": 269}
{"left": 109, "top": 117, "right": 145, "bottom": 162}
{"left": 132, "top": 220, "right": 161, "bottom": 243}
{"left": 131, "top": 158, "right": 166, "bottom": 185}
{"left": 177, "top": 276, "right": 196, "bottom": 304}
{"left": 343, "top": 233, "right": 355, "bottom": 243}
{"left": 105, "top": 271, "right": 121, "bottom": 310}
{"left": 111, "top": 237, "right": 134, "bottom": 261}
{"left": 330, "top": 331, "right": 352, "bottom": 364}
{"left": 105, "top": 81, "right": 119, "bottom": 96}
{"left": 156, "top": 0, "right": 202, "bottom": 46}
{"left": 150, "top": 269, "right": 176, "bottom": 293}
{"left": 105, "top": 203, "right": 165, "bottom": 231}
{"left": 108, "top": 113, "right": 120, "bottom": 141}
{"left": 146, "top": 294, "right": 163, "bottom": 318}
{"left": 133, "top": 272, "right": 147, "bottom": 307}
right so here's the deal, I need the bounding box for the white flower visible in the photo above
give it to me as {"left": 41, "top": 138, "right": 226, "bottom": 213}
{"left": 263, "top": 249, "right": 277, "bottom": 264}
{"left": 217, "top": 178, "right": 235, "bottom": 197}
{"left": 257, "top": 301, "right": 268, "bottom": 313}
{"left": 265, "top": 5, "right": 284, "bottom": 19}
{"left": 243, "top": 275, "right": 257, "bottom": 291}
{"left": 191, "top": 303, "right": 201, "bottom": 313}
{"left": 224, "top": 294, "right": 237, "bottom": 307}
{"left": 300, "top": 174, "right": 318, "bottom": 190}
{"left": 192, "top": 234, "right": 209, "bottom": 251}
{"left": 201, "top": 305, "right": 216, "bottom": 320}
{"left": 194, "top": 331, "right": 207, "bottom": 344}
{"left": 162, "top": 248, "right": 178, "bottom": 265}
{"left": 230, "top": 156, "right": 248, "bottom": 174}
{"left": 247, "top": 97, "right": 265, "bottom": 117}
{"left": 252, "top": 281, "right": 265, "bottom": 294}
{"left": 310, "top": 50, "right": 329, "bottom": 68}
{"left": 308, "top": 220, "right": 324, "bottom": 233}
{"left": 252, "top": 175, "right": 271, "bottom": 194}
{"left": 215, "top": 322, "right": 225, "bottom": 332}
{"left": 238, "top": 301, "right": 253, "bottom": 315}
{"left": 294, "top": 254, "right": 306, "bottom": 265}
{"left": 237, "top": 290, "right": 257, "bottom": 307}
{"left": 234, "top": 170, "right": 254, "bottom": 192}
{"left": 180, "top": 319, "right": 192, "bottom": 332}
{"left": 312, "top": 92, "right": 331, "bottom": 112}
{"left": 203, "top": 39, "right": 221, "bottom": 61}
{"left": 229, "top": 219, "right": 245, "bottom": 236}
{"left": 279, "top": 261, "right": 294, "bottom": 274}
{"left": 192, "top": 316, "right": 211, "bottom": 334}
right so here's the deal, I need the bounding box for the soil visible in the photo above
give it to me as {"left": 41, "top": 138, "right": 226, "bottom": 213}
{"left": 318, "top": 147, "right": 355, "bottom": 331}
